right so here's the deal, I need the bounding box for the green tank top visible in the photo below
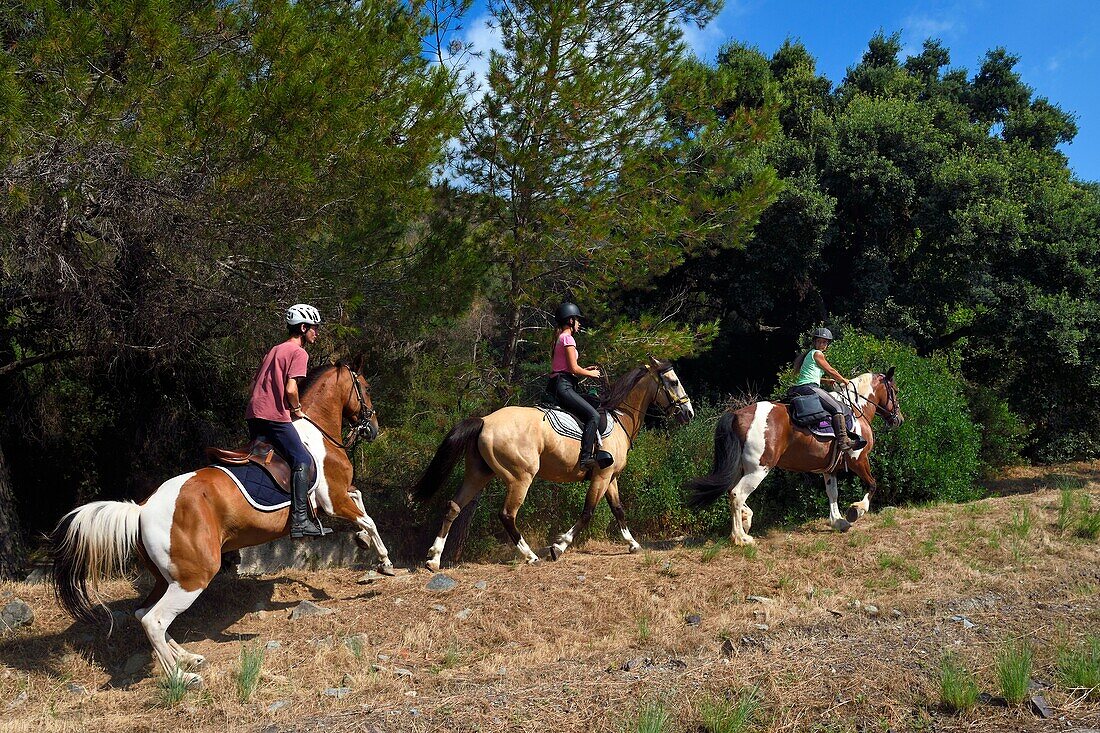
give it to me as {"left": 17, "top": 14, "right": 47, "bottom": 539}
{"left": 795, "top": 349, "right": 825, "bottom": 386}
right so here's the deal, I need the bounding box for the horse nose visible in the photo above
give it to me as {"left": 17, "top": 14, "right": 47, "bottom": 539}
{"left": 680, "top": 403, "right": 695, "bottom": 423}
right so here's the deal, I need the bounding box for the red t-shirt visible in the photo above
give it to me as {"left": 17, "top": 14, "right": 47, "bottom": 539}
{"left": 245, "top": 340, "right": 309, "bottom": 423}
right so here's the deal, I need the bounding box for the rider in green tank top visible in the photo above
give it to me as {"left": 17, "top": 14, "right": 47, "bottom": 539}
{"left": 789, "top": 328, "right": 853, "bottom": 456}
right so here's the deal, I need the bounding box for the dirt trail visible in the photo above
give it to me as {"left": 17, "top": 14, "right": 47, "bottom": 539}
{"left": 1, "top": 465, "right": 1099, "bottom": 732}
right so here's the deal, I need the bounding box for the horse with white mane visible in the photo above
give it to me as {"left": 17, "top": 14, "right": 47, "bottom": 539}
{"left": 687, "top": 370, "right": 903, "bottom": 543}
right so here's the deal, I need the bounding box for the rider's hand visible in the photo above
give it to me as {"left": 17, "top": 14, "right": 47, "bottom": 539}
{"left": 588, "top": 367, "right": 602, "bottom": 379}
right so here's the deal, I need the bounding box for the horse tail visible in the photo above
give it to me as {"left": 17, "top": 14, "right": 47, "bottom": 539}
{"left": 413, "top": 417, "right": 486, "bottom": 501}
{"left": 49, "top": 500, "right": 143, "bottom": 627}
{"left": 686, "top": 411, "right": 744, "bottom": 509}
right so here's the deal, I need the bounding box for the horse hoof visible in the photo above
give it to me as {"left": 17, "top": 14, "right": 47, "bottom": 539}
{"left": 845, "top": 506, "right": 860, "bottom": 523}
{"left": 629, "top": 543, "right": 643, "bottom": 554}
{"left": 425, "top": 560, "right": 440, "bottom": 572}
{"left": 354, "top": 534, "right": 371, "bottom": 551}
{"left": 550, "top": 544, "right": 563, "bottom": 561}
{"left": 378, "top": 562, "right": 397, "bottom": 577}
{"left": 832, "top": 518, "right": 852, "bottom": 533}
{"left": 527, "top": 556, "right": 541, "bottom": 565}
{"left": 181, "top": 672, "right": 203, "bottom": 689}
{"left": 732, "top": 536, "right": 755, "bottom": 547}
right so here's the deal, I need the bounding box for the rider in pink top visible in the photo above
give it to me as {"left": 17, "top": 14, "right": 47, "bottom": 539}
{"left": 548, "top": 302, "right": 604, "bottom": 470}
{"left": 246, "top": 303, "right": 330, "bottom": 538}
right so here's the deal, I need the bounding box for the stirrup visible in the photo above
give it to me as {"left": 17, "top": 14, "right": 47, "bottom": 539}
{"left": 291, "top": 518, "right": 333, "bottom": 538}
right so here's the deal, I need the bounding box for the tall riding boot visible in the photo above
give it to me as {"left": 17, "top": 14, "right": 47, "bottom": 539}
{"left": 578, "top": 421, "right": 597, "bottom": 470}
{"left": 832, "top": 413, "right": 853, "bottom": 456}
{"left": 290, "top": 464, "right": 331, "bottom": 538}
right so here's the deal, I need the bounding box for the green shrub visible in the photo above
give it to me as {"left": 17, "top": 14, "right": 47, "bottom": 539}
{"left": 1057, "top": 635, "right": 1100, "bottom": 696}
{"left": 628, "top": 702, "right": 671, "bottom": 733}
{"left": 965, "top": 384, "right": 1027, "bottom": 475}
{"left": 236, "top": 643, "right": 265, "bottom": 703}
{"left": 997, "top": 639, "right": 1033, "bottom": 705}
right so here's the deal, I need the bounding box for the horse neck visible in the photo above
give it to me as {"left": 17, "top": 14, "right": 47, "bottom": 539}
{"left": 616, "top": 373, "right": 658, "bottom": 443}
{"left": 301, "top": 372, "right": 345, "bottom": 437}
{"left": 846, "top": 374, "right": 878, "bottom": 423}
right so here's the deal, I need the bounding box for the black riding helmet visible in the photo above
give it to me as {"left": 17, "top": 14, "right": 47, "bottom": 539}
{"left": 812, "top": 327, "right": 834, "bottom": 342}
{"left": 555, "top": 302, "right": 583, "bottom": 327}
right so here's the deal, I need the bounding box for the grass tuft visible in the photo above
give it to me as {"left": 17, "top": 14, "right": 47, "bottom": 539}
{"left": 939, "top": 653, "right": 979, "bottom": 713}
{"left": 637, "top": 612, "right": 652, "bottom": 643}
{"left": 1057, "top": 489, "right": 1078, "bottom": 533}
{"left": 156, "top": 665, "right": 191, "bottom": 707}
{"left": 699, "top": 687, "right": 760, "bottom": 733}
{"left": 700, "top": 541, "right": 726, "bottom": 563}
{"left": 629, "top": 701, "right": 671, "bottom": 733}
{"left": 236, "top": 642, "right": 265, "bottom": 703}
{"left": 1057, "top": 635, "right": 1100, "bottom": 697}
{"left": 997, "top": 638, "right": 1033, "bottom": 705}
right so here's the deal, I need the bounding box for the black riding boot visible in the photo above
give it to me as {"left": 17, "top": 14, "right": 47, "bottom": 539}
{"left": 832, "top": 413, "right": 852, "bottom": 456}
{"left": 579, "top": 420, "right": 597, "bottom": 470}
{"left": 290, "top": 464, "right": 331, "bottom": 538}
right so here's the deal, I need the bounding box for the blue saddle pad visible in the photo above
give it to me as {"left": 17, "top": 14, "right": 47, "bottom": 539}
{"left": 538, "top": 407, "right": 616, "bottom": 442}
{"left": 211, "top": 462, "right": 318, "bottom": 512}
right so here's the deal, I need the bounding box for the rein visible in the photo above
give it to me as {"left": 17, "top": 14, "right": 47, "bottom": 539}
{"left": 841, "top": 377, "right": 899, "bottom": 425}
{"left": 302, "top": 364, "right": 375, "bottom": 453}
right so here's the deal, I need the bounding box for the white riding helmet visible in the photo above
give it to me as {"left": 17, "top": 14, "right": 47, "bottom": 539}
{"left": 285, "top": 303, "right": 322, "bottom": 327}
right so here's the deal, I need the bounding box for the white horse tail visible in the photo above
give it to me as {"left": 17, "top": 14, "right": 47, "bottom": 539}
{"left": 686, "top": 411, "right": 744, "bottom": 508}
{"left": 49, "top": 500, "right": 143, "bottom": 627}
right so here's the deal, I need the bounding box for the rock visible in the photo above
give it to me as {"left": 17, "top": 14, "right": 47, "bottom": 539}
{"left": 404, "top": 690, "right": 418, "bottom": 697}
{"left": 978, "top": 692, "right": 1009, "bottom": 707}
{"left": 357, "top": 571, "right": 380, "bottom": 584}
{"left": 455, "top": 608, "right": 472, "bottom": 620}
{"left": 393, "top": 668, "right": 413, "bottom": 678}
{"left": 377, "top": 654, "right": 391, "bottom": 661}
{"left": 425, "top": 574, "right": 458, "bottom": 592}
{"left": 323, "top": 687, "right": 351, "bottom": 698}
{"left": 721, "top": 638, "right": 735, "bottom": 658}
{"left": 949, "top": 614, "right": 975, "bottom": 629}
{"left": 1030, "top": 693, "right": 1053, "bottom": 719}
{"left": 666, "top": 658, "right": 687, "bottom": 669}
{"left": 576, "top": 575, "right": 586, "bottom": 582}
{"left": 409, "top": 707, "right": 419, "bottom": 715}
{"left": 0, "top": 599, "right": 34, "bottom": 630}
{"left": 891, "top": 609, "right": 903, "bottom": 618}
{"left": 370, "top": 664, "right": 383, "bottom": 673}
{"left": 66, "top": 683, "right": 89, "bottom": 695}
{"left": 431, "top": 604, "right": 447, "bottom": 613}
{"left": 6, "top": 691, "right": 27, "bottom": 710}
{"left": 685, "top": 614, "right": 702, "bottom": 626}
{"left": 746, "top": 595, "right": 773, "bottom": 604}
{"left": 24, "top": 567, "right": 48, "bottom": 584}
{"left": 267, "top": 700, "right": 291, "bottom": 713}
{"left": 289, "top": 601, "right": 333, "bottom": 620}
{"left": 473, "top": 581, "right": 488, "bottom": 590}
{"left": 622, "top": 657, "right": 650, "bottom": 671}
{"left": 753, "top": 623, "right": 770, "bottom": 631}
{"left": 848, "top": 599, "right": 861, "bottom": 609}
{"left": 123, "top": 653, "right": 147, "bottom": 675}
{"left": 265, "top": 640, "right": 282, "bottom": 651}
{"left": 863, "top": 604, "right": 879, "bottom": 616}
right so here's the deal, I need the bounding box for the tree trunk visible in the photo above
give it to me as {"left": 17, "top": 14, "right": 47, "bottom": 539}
{"left": 0, "top": 443, "right": 27, "bottom": 580}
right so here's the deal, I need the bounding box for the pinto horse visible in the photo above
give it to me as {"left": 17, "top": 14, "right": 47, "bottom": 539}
{"left": 49, "top": 363, "right": 394, "bottom": 686}
{"left": 415, "top": 358, "right": 694, "bottom": 570}
{"left": 687, "top": 369, "right": 902, "bottom": 544}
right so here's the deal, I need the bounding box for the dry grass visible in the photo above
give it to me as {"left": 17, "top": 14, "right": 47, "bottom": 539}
{"left": 2, "top": 467, "right": 1100, "bottom": 732}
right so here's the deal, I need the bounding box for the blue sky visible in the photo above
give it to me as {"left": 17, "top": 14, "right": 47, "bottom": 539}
{"left": 457, "top": 0, "right": 1100, "bottom": 182}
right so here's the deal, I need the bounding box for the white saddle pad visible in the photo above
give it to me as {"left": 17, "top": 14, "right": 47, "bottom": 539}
{"left": 539, "top": 407, "right": 616, "bottom": 442}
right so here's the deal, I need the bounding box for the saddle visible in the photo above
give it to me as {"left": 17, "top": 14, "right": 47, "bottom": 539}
{"left": 536, "top": 405, "right": 615, "bottom": 442}
{"left": 783, "top": 392, "right": 866, "bottom": 450}
{"left": 205, "top": 440, "right": 315, "bottom": 495}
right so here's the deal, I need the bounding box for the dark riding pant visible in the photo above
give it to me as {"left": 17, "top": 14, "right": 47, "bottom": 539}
{"left": 247, "top": 418, "right": 312, "bottom": 470}
{"left": 789, "top": 384, "right": 845, "bottom": 415}
{"left": 549, "top": 374, "right": 600, "bottom": 457}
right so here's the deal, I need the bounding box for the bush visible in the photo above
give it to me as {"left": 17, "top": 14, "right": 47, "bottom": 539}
{"left": 965, "top": 384, "right": 1027, "bottom": 475}
{"left": 765, "top": 330, "right": 982, "bottom": 522}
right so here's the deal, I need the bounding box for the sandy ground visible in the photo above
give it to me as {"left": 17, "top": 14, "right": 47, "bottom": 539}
{"left": 1, "top": 465, "right": 1099, "bottom": 733}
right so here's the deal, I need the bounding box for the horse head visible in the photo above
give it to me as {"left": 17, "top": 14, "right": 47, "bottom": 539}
{"left": 876, "top": 366, "right": 903, "bottom": 428}
{"left": 647, "top": 356, "right": 694, "bottom": 425}
{"left": 343, "top": 364, "right": 380, "bottom": 444}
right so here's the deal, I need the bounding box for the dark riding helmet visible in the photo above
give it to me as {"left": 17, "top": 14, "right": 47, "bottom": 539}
{"left": 555, "top": 302, "right": 583, "bottom": 327}
{"left": 812, "top": 327, "right": 834, "bottom": 342}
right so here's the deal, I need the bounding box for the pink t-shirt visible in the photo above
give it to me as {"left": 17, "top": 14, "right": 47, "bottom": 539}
{"left": 245, "top": 340, "right": 309, "bottom": 423}
{"left": 551, "top": 331, "right": 576, "bottom": 374}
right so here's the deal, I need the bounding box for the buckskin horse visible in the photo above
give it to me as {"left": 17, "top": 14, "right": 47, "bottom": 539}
{"left": 49, "top": 362, "right": 393, "bottom": 686}
{"left": 415, "top": 357, "right": 694, "bottom": 570}
{"left": 687, "top": 369, "right": 902, "bottom": 544}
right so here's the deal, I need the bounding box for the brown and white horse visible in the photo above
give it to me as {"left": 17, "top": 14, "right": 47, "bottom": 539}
{"left": 687, "top": 370, "right": 902, "bottom": 544}
{"left": 415, "top": 358, "right": 694, "bottom": 570}
{"left": 49, "top": 363, "right": 393, "bottom": 686}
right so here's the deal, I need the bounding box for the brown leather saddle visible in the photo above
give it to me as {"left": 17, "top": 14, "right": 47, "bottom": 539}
{"left": 205, "top": 440, "right": 315, "bottom": 496}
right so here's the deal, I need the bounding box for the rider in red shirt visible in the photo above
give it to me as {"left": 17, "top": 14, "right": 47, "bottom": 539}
{"left": 246, "top": 304, "right": 330, "bottom": 538}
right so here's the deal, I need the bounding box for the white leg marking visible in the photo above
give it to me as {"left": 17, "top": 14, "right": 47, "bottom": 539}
{"left": 349, "top": 489, "right": 392, "bottom": 566}
{"left": 825, "top": 474, "right": 850, "bottom": 531}
{"left": 619, "top": 525, "right": 641, "bottom": 552}
{"left": 728, "top": 403, "right": 772, "bottom": 545}
{"left": 139, "top": 583, "right": 204, "bottom": 686}
{"left": 516, "top": 538, "right": 539, "bottom": 564}
{"left": 426, "top": 535, "right": 447, "bottom": 571}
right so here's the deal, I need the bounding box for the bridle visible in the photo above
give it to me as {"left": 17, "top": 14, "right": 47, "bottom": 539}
{"left": 844, "top": 375, "right": 901, "bottom": 427}
{"left": 650, "top": 364, "right": 691, "bottom": 415}
{"left": 302, "top": 364, "right": 377, "bottom": 452}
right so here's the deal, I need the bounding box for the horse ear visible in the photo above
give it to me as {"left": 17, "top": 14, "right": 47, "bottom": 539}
{"left": 647, "top": 354, "right": 661, "bottom": 368}
{"left": 885, "top": 366, "right": 895, "bottom": 381}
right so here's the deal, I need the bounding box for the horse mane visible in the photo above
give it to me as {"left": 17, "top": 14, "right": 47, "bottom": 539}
{"left": 299, "top": 362, "right": 341, "bottom": 394}
{"left": 600, "top": 362, "right": 664, "bottom": 411}
{"left": 843, "top": 372, "right": 875, "bottom": 401}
